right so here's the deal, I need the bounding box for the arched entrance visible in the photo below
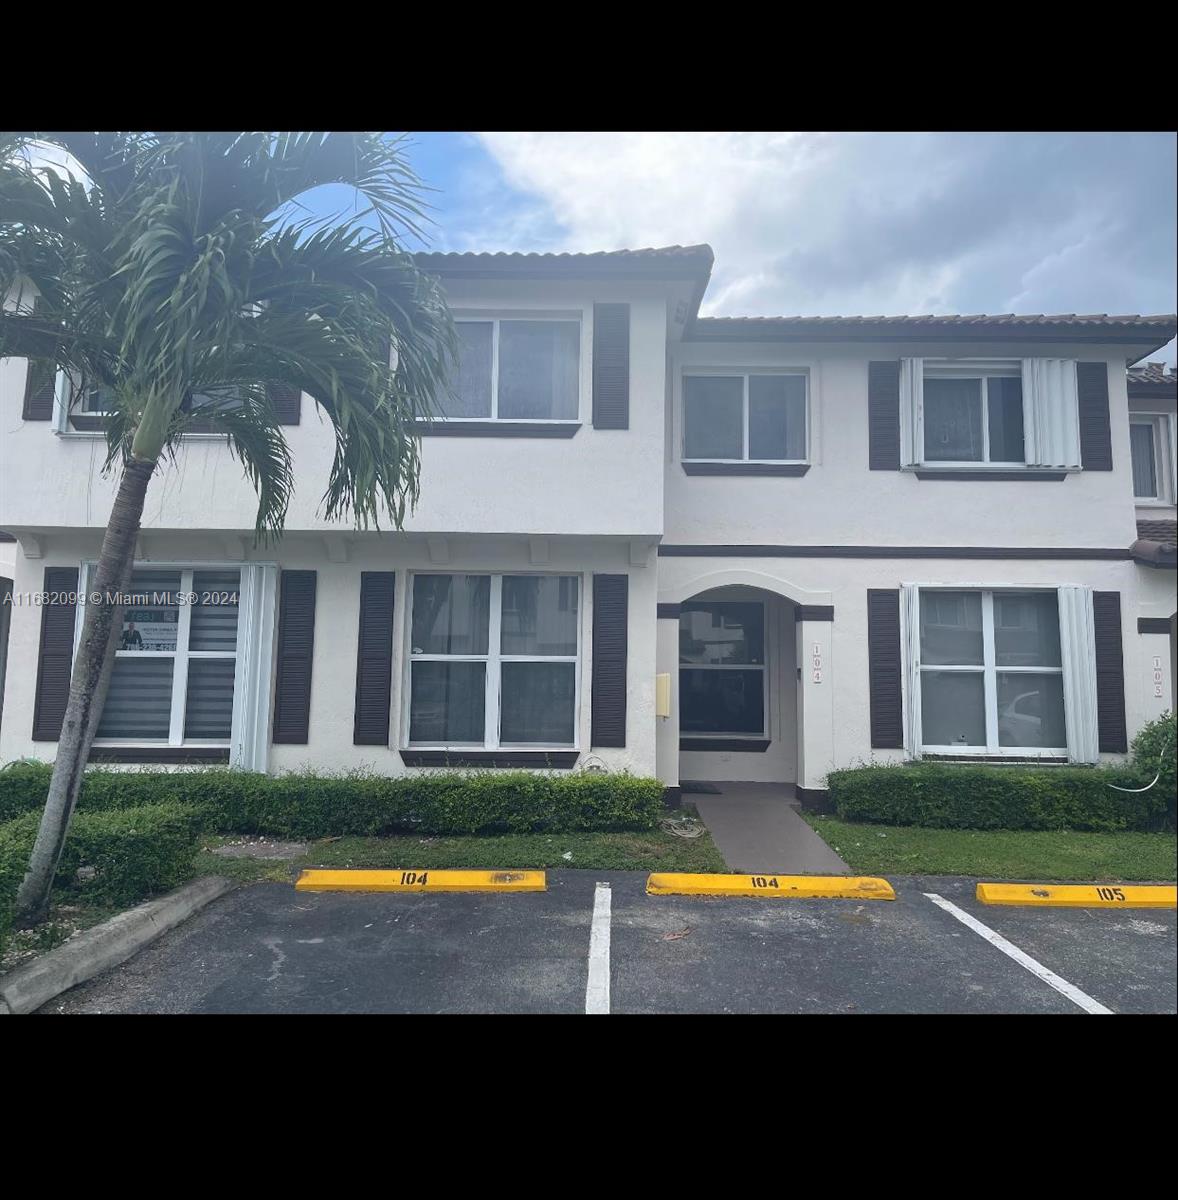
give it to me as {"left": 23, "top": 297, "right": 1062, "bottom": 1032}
{"left": 655, "top": 569, "right": 834, "bottom": 798}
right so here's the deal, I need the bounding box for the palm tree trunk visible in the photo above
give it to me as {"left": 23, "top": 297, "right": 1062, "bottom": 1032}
{"left": 13, "top": 457, "right": 157, "bottom": 925}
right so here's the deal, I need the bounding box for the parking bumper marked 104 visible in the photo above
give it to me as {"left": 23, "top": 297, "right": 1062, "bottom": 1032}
{"left": 646, "top": 873, "right": 896, "bottom": 900}
{"left": 923, "top": 893, "right": 1114, "bottom": 1015}
{"left": 294, "top": 869, "right": 547, "bottom": 893}
{"left": 976, "top": 883, "right": 1178, "bottom": 909}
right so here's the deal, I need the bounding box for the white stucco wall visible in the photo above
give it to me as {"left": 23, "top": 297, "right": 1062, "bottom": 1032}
{"left": 665, "top": 340, "right": 1143, "bottom": 550}
{"left": 0, "top": 532, "right": 659, "bottom": 777}
{"left": 0, "top": 278, "right": 671, "bottom": 541}
{"left": 658, "top": 553, "right": 1176, "bottom": 785}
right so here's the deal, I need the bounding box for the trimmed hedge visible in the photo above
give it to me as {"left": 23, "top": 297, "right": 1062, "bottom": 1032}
{"left": 1129, "top": 711, "right": 1176, "bottom": 812}
{"left": 830, "top": 712, "right": 1177, "bottom": 832}
{"left": 0, "top": 763, "right": 665, "bottom": 838}
{"left": 829, "top": 761, "right": 1171, "bottom": 832}
{"left": 1, "top": 802, "right": 204, "bottom": 955}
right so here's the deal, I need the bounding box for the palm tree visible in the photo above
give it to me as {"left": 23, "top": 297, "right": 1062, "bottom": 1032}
{"left": 0, "top": 132, "right": 455, "bottom": 923}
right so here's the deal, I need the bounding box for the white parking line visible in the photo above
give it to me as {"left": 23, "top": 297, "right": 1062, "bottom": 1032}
{"left": 923, "top": 893, "right": 1113, "bottom": 1015}
{"left": 585, "top": 883, "right": 611, "bottom": 1014}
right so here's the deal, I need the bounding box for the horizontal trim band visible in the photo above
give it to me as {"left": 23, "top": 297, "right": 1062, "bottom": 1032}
{"left": 794, "top": 605, "right": 834, "bottom": 622}
{"left": 410, "top": 421, "right": 581, "bottom": 439}
{"left": 682, "top": 462, "right": 810, "bottom": 477}
{"left": 659, "top": 545, "right": 1131, "bottom": 560}
{"left": 656, "top": 603, "right": 682, "bottom": 619}
{"left": 913, "top": 470, "right": 1068, "bottom": 481}
{"left": 1138, "top": 617, "right": 1173, "bottom": 634}
{"left": 399, "top": 750, "right": 579, "bottom": 768}
{"left": 87, "top": 746, "right": 230, "bottom": 764}
{"left": 680, "top": 737, "right": 770, "bottom": 752}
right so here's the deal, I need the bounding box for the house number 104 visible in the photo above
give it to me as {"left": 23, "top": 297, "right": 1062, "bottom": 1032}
{"left": 812, "top": 642, "right": 823, "bottom": 684}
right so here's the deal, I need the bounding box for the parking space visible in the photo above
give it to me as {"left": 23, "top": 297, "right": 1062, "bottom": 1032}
{"left": 42, "top": 871, "right": 1176, "bottom": 1014}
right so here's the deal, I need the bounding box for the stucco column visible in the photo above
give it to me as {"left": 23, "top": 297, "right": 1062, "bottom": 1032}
{"left": 796, "top": 613, "right": 835, "bottom": 795}
{"left": 655, "top": 606, "right": 680, "bottom": 790}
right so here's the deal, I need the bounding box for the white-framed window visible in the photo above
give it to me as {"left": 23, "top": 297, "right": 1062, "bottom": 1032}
{"left": 1129, "top": 414, "right": 1173, "bottom": 502}
{"left": 682, "top": 371, "right": 808, "bottom": 462}
{"left": 78, "top": 383, "right": 116, "bottom": 416}
{"left": 915, "top": 588, "right": 1067, "bottom": 755}
{"left": 922, "top": 365, "right": 1024, "bottom": 464}
{"left": 83, "top": 566, "right": 243, "bottom": 746}
{"left": 405, "top": 572, "right": 581, "bottom": 747}
{"left": 678, "top": 600, "right": 767, "bottom": 737}
{"left": 901, "top": 357, "right": 1082, "bottom": 471}
{"left": 442, "top": 317, "right": 581, "bottom": 422}
{"left": 53, "top": 371, "right": 240, "bottom": 434}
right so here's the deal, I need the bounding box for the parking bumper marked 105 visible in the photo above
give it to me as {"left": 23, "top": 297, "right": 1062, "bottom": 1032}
{"left": 294, "top": 869, "right": 547, "bottom": 893}
{"left": 645, "top": 873, "right": 896, "bottom": 900}
{"left": 976, "top": 883, "right": 1177, "bottom": 909}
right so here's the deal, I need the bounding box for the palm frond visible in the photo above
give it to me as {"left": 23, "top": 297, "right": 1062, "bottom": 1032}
{"left": 2, "top": 130, "right": 456, "bottom": 535}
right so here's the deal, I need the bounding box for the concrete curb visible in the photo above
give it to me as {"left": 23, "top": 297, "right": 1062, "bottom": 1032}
{"left": 0, "top": 875, "right": 236, "bottom": 1015}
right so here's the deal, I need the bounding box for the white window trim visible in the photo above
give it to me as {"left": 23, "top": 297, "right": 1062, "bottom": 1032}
{"left": 444, "top": 312, "right": 584, "bottom": 424}
{"left": 678, "top": 599, "right": 770, "bottom": 739}
{"left": 73, "top": 561, "right": 276, "bottom": 768}
{"left": 919, "top": 363, "right": 1024, "bottom": 468}
{"left": 907, "top": 585, "right": 1071, "bottom": 759}
{"left": 681, "top": 368, "right": 810, "bottom": 464}
{"left": 1130, "top": 413, "right": 1174, "bottom": 505}
{"left": 402, "top": 572, "right": 583, "bottom": 750}
{"left": 51, "top": 370, "right": 228, "bottom": 440}
{"left": 903, "top": 357, "right": 1083, "bottom": 473}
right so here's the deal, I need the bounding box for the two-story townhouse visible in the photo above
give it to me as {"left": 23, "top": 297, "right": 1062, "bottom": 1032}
{"left": 1, "top": 244, "right": 1175, "bottom": 810}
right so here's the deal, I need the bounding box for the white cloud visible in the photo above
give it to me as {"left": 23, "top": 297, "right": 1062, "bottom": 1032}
{"left": 472, "top": 131, "right": 1177, "bottom": 361}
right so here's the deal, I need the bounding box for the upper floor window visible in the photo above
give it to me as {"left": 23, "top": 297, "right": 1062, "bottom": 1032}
{"left": 1130, "top": 414, "right": 1173, "bottom": 503}
{"left": 442, "top": 318, "right": 580, "bottom": 422}
{"left": 923, "top": 370, "right": 1024, "bottom": 463}
{"left": 902, "top": 357, "right": 1082, "bottom": 472}
{"left": 53, "top": 373, "right": 237, "bottom": 433}
{"left": 683, "top": 373, "right": 807, "bottom": 462}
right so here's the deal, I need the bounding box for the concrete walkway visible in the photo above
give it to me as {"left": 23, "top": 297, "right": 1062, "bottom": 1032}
{"left": 687, "top": 782, "right": 851, "bottom": 875}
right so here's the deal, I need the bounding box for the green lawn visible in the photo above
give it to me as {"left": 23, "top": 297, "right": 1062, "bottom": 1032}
{"left": 194, "top": 825, "right": 727, "bottom": 883}
{"left": 804, "top": 815, "right": 1177, "bottom": 881}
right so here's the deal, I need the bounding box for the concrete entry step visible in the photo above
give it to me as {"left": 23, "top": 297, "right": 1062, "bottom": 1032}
{"left": 690, "top": 782, "right": 851, "bottom": 875}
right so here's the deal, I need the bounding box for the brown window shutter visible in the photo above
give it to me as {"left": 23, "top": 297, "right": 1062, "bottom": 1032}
{"left": 868, "top": 361, "right": 901, "bottom": 469}
{"left": 268, "top": 384, "right": 302, "bottom": 426}
{"left": 353, "top": 571, "right": 396, "bottom": 746}
{"left": 22, "top": 360, "right": 57, "bottom": 421}
{"left": 272, "top": 570, "right": 317, "bottom": 743}
{"left": 1077, "top": 362, "right": 1112, "bottom": 471}
{"left": 867, "top": 589, "right": 904, "bottom": 748}
{"left": 591, "top": 574, "right": 628, "bottom": 747}
{"left": 32, "top": 566, "right": 79, "bottom": 740}
{"left": 592, "top": 303, "right": 630, "bottom": 429}
{"left": 1093, "top": 591, "right": 1127, "bottom": 753}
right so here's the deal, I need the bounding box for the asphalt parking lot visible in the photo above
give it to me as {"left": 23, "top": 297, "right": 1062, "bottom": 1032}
{"left": 42, "top": 871, "right": 1177, "bottom": 1014}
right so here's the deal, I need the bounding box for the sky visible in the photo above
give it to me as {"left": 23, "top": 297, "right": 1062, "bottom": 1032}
{"left": 313, "top": 131, "right": 1177, "bottom": 365}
